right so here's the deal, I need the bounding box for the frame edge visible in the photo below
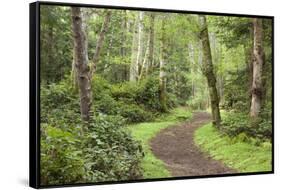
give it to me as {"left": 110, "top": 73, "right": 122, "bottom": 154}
{"left": 30, "top": 1, "right": 40, "bottom": 189}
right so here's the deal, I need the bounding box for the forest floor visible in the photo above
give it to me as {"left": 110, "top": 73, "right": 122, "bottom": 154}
{"left": 150, "top": 112, "right": 237, "bottom": 177}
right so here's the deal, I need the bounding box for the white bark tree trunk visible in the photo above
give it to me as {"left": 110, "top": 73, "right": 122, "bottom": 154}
{"left": 159, "top": 17, "right": 168, "bottom": 112}
{"left": 250, "top": 18, "right": 264, "bottom": 118}
{"left": 130, "top": 12, "right": 143, "bottom": 81}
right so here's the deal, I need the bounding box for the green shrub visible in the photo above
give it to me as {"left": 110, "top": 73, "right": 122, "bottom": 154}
{"left": 220, "top": 111, "right": 272, "bottom": 140}
{"left": 40, "top": 114, "right": 143, "bottom": 186}
{"left": 41, "top": 77, "right": 78, "bottom": 110}
{"left": 83, "top": 115, "right": 143, "bottom": 181}
{"left": 135, "top": 77, "right": 164, "bottom": 111}
{"left": 41, "top": 76, "right": 144, "bottom": 185}
{"left": 41, "top": 124, "right": 86, "bottom": 185}
{"left": 116, "top": 103, "right": 153, "bottom": 123}
{"left": 41, "top": 78, "right": 80, "bottom": 124}
{"left": 111, "top": 81, "right": 140, "bottom": 103}
{"left": 95, "top": 94, "right": 119, "bottom": 115}
{"left": 92, "top": 75, "right": 111, "bottom": 101}
{"left": 220, "top": 111, "right": 250, "bottom": 137}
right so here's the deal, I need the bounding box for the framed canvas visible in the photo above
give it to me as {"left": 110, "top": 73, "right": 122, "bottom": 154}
{"left": 30, "top": 1, "right": 274, "bottom": 188}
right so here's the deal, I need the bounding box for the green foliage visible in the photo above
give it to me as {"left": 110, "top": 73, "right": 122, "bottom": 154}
{"left": 220, "top": 111, "right": 272, "bottom": 140}
{"left": 222, "top": 70, "right": 249, "bottom": 111}
{"left": 110, "top": 81, "right": 141, "bottom": 103}
{"left": 92, "top": 75, "right": 111, "bottom": 101}
{"left": 82, "top": 115, "right": 143, "bottom": 182}
{"left": 195, "top": 123, "right": 272, "bottom": 172}
{"left": 117, "top": 103, "right": 153, "bottom": 123}
{"left": 92, "top": 75, "right": 178, "bottom": 123}
{"left": 220, "top": 111, "right": 250, "bottom": 137}
{"left": 40, "top": 6, "right": 72, "bottom": 84}
{"left": 186, "top": 94, "right": 208, "bottom": 110}
{"left": 40, "top": 77, "right": 145, "bottom": 185}
{"left": 135, "top": 77, "right": 163, "bottom": 111}
{"left": 41, "top": 124, "right": 86, "bottom": 185}
{"left": 40, "top": 77, "right": 80, "bottom": 125}
{"left": 92, "top": 75, "right": 155, "bottom": 123}
{"left": 40, "top": 114, "right": 143, "bottom": 185}
{"left": 41, "top": 77, "right": 78, "bottom": 110}
{"left": 155, "top": 107, "right": 192, "bottom": 122}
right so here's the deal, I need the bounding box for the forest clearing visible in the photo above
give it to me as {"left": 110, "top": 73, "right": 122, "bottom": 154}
{"left": 40, "top": 5, "right": 273, "bottom": 186}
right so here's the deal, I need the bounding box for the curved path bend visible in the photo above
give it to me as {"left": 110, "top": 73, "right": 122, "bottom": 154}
{"left": 150, "top": 112, "right": 236, "bottom": 177}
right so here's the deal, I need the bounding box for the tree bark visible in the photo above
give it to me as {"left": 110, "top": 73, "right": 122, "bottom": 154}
{"left": 136, "top": 12, "right": 144, "bottom": 79}
{"left": 90, "top": 10, "right": 112, "bottom": 77}
{"left": 130, "top": 13, "right": 139, "bottom": 81}
{"left": 139, "top": 38, "right": 150, "bottom": 80}
{"left": 159, "top": 17, "right": 168, "bottom": 112}
{"left": 245, "top": 24, "right": 254, "bottom": 109}
{"left": 71, "top": 7, "right": 92, "bottom": 121}
{"left": 147, "top": 13, "right": 155, "bottom": 75}
{"left": 130, "top": 12, "right": 143, "bottom": 81}
{"left": 250, "top": 18, "right": 264, "bottom": 118}
{"left": 199, "top": 15, "right": 221, "bottom": 127}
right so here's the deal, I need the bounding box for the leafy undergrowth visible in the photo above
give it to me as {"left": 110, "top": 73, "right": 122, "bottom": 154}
{"left": 194, "top": 123, "right": 272, "bottom": 173}
{"left": 126, "top": 107, "right": 192, "bottom": 178}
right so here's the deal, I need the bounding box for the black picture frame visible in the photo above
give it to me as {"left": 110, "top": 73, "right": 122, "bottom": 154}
{"left": 30, "top": 1, "right": 274, "bottom": 189}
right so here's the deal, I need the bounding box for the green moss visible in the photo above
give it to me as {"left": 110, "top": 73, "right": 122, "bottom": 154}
{"left": 127, "top": 107, "right": 192, "bottom": 178}
{"left": 194, "top": 123, "right": 272, "bottom": 173}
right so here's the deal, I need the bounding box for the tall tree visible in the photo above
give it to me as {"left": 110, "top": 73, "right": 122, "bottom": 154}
{"left": 159, "top": 17, "right": 168, "bottom": 112}
{"left": 245, "top": 22, "right": 254, "bottom": 109}
{"left": 90, "top": 10, "right": 112, "bottom": 77}
{"left": 147, "top": 13, "right": 155, "bottom": 74}
{"left": 130, "top": 13, "right": 139, "bottom": 81}
{"left": 130, "top": 12, "right": 144, "bottom": 81}
{"left": 71, "top": 7, "right": 92, "bottom": 121}
{"left": 198, "top": 15, "right": 221, "bottom": 127}
{"left": 136, "top": 12, "right": 144, "bottom": 78}
{"left": 250, "top": 18, "right": 264, "bottom": 118}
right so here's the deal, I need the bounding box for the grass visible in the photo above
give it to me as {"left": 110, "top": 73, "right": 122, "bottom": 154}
{"left": 126, "top": 107, "right": 192, "bottom": 178}
{"left": 194, "top": 123, "right": 272, "bottom": 173}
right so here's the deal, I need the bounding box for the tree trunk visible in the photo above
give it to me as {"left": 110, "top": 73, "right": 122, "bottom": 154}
{"left": 199, "top": 15, "right": 221, "bottom": 127}
{"left": 130, "top": 13, "right": 139, "bottom": 81}
{"left": 139, "top": 38, "right": 150, "bottom": 79}
{"left": 245, "top": 24, "right": 254, "bottom": 109}
{"left": 159, "top": 18, "right": 168, "bottom": 112}
{"left": 71, "top": 7, "right": 92, "bottom": 121}
{"left": 250, "top": 18, "right": 264, "bottom": 118}
{"left": 90, "top": 10, "right": 112, "bottom": 77}
{"left": 136, "top": 12, "right": 144, "bottom": 79}
{"left": 147, "top": 13, "right": 155, "bottom": 74}
{"left": 130, "top": 12, "right": 144, "bottom": 81}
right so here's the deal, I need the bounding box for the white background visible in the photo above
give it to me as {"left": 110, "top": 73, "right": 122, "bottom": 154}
{"left": 0, "top": 0, "right": 279, "bottom": 189}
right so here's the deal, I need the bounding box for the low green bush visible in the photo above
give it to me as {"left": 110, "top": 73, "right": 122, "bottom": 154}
{"left": 220, "top": 111, "right": 272, "bottom": 140}
{"left": 41, "top": 124, "right": 86, "bottom": 185}
{"left": 40, "top": 76, "right": 145, "bottom": 185}
{"left": 110, "top": 81, "right": 141, "bottom": 103}
{"left": 220, "top": 111, "right": 250, "bottom": 137}
{"left": 40, "top": 114, "right": 143, "bottom": 185}
{"left": 116, "top": 103, "right": 153, "bottom": 123}
{"left": 92, "top": 75, "right": 112, "bottom": 101}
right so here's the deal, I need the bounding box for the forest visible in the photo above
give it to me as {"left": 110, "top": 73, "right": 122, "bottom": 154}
{"left": 40, "top": 5, "right": 273, "bottom": 186}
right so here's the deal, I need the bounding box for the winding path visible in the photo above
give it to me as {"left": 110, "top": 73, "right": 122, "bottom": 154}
{"left": 150, "top": 112, "right": 236, "bottom": 177}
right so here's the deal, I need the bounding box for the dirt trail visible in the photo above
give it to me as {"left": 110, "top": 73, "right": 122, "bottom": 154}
{"left": 150, "top": 112, "right": 236, "bottom": 177}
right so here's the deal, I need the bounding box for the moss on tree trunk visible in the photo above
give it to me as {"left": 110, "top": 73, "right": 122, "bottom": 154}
{"left": 199, "top": 15, "right": 221, "bottom": 127}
